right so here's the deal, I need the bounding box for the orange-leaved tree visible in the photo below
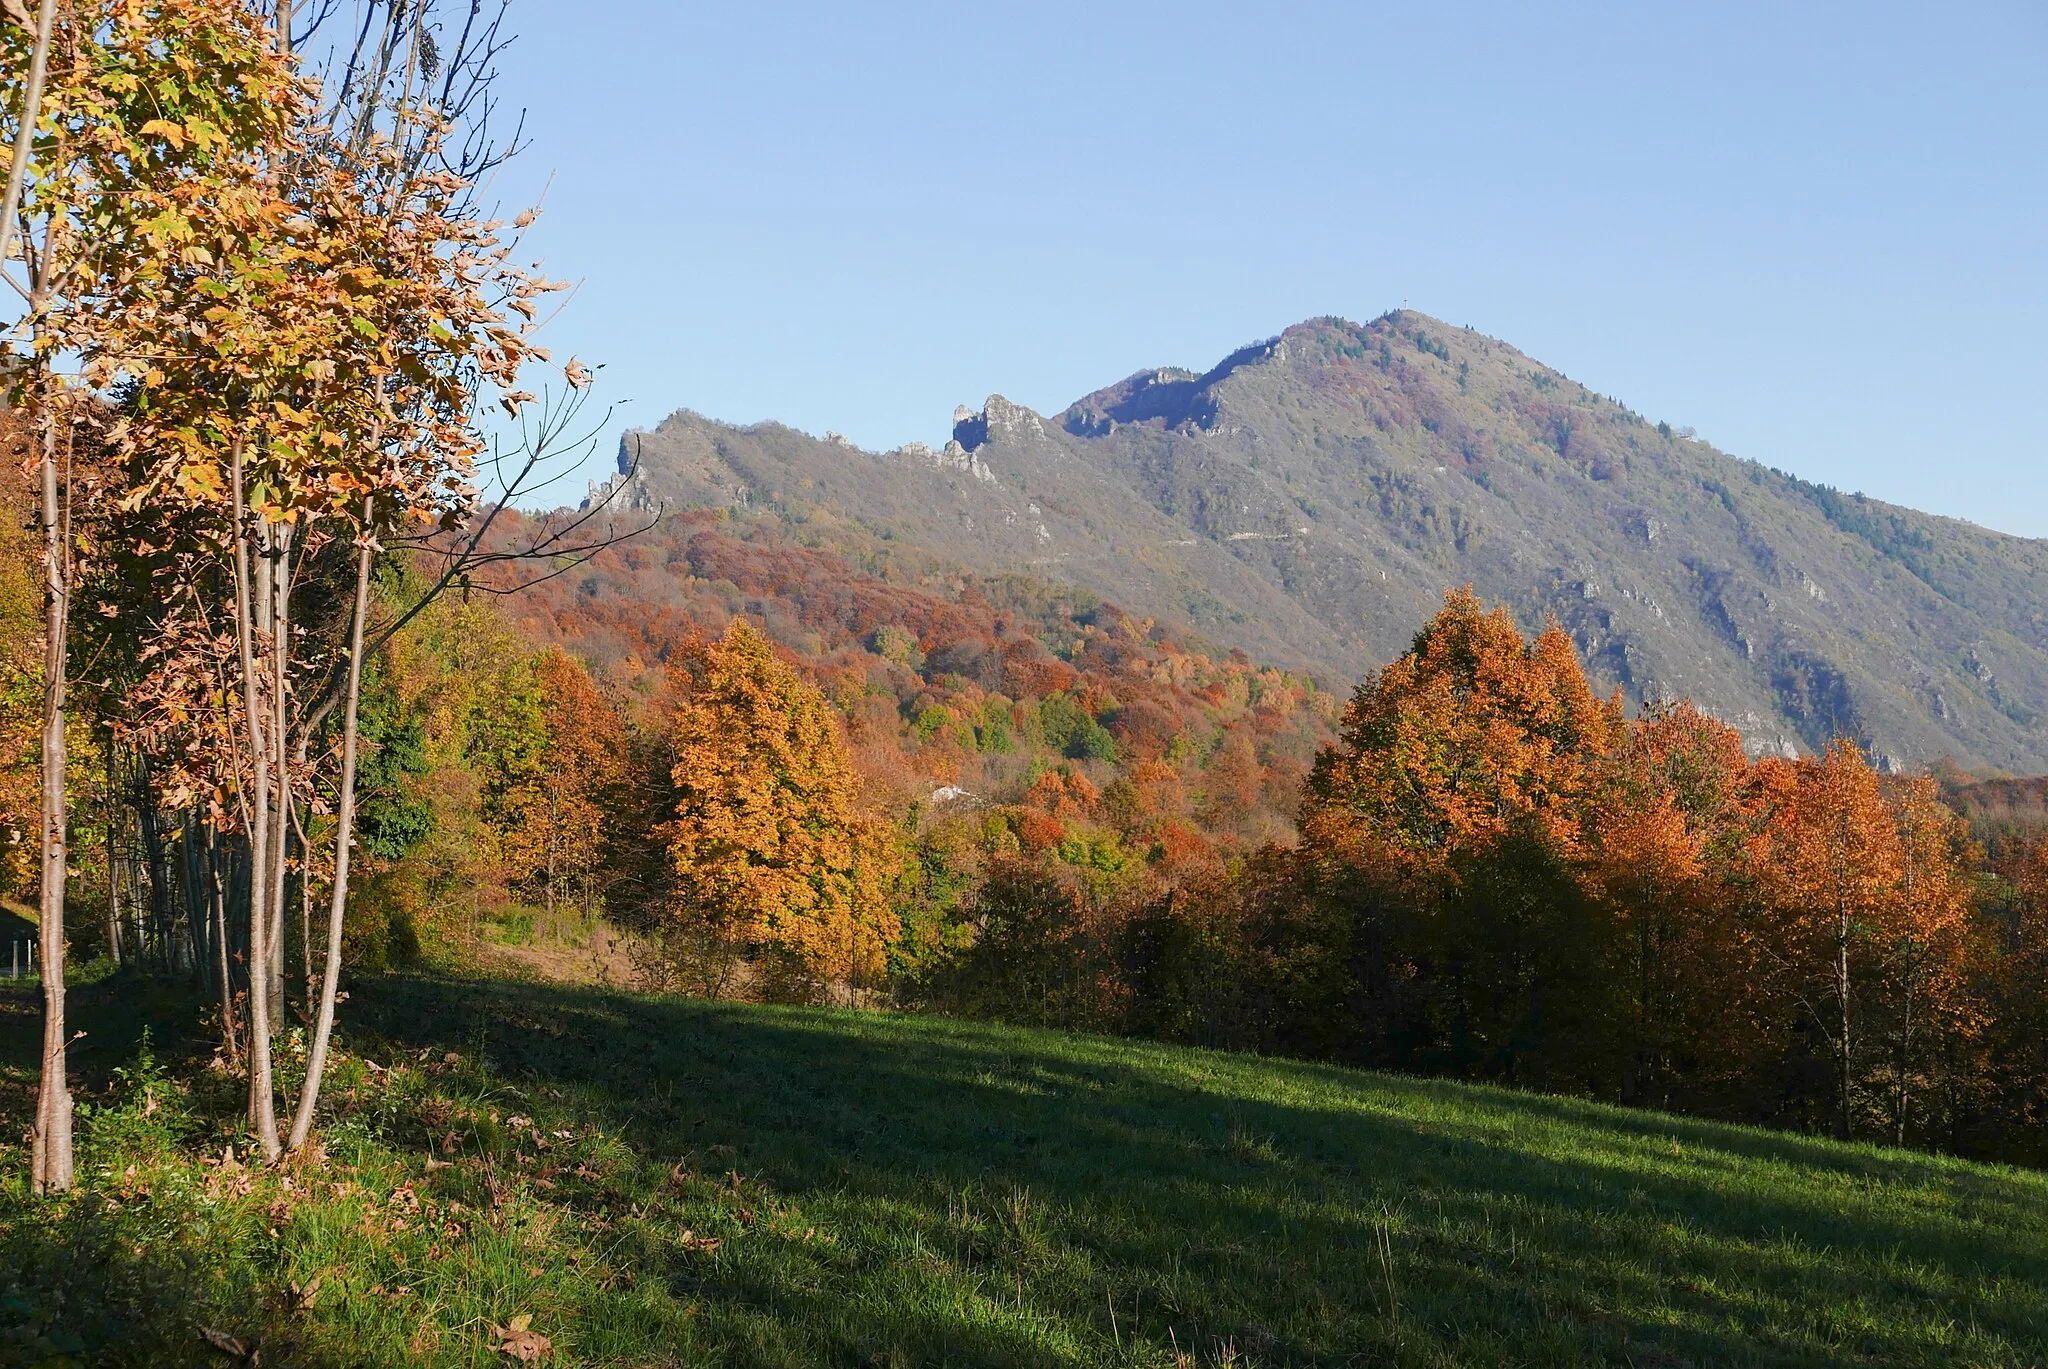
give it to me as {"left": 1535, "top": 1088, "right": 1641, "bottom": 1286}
{"left": 666, "top": 620, "right": 899, "bottom": 995}
{"left": 1876, "top": 773, "right": 1976, "bottom": 1145}
{"left": 1302, "top": 588, "right": 1620, "bottom": 871}
{"left": 497, "top": 646, "right": 628, "bottom": 921}
{"left": 1299, "top": 588, "right": 1624, "bottom": 1089}
{"left": 1743, "top": 742, "right": 1903, "bottom": 1140}
{"left": 1583, "top": 700, "right": 1754, "bottom": 1109}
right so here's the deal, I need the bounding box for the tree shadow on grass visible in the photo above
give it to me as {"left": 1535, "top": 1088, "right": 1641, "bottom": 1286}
{"left": 347, "top": 974, "right": 2048, "bottom": 1368}
{"left": 4, "top": 971, "right": 2044, "bottom": 1366}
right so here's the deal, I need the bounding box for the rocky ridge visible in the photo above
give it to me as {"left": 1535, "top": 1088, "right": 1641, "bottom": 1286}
{"left": 589, "top": 312, "right": 2048, "bottom": 771}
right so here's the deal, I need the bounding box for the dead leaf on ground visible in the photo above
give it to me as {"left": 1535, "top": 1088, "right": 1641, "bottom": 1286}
{"left": 290, "top": 1273, "right": 324, "bottom": 1310}
{"left": 492, "top": 1312, "right": 552, "bottom": 1362}
{"left": 198, "top": 1326, "right": 251, "bottom": 1358}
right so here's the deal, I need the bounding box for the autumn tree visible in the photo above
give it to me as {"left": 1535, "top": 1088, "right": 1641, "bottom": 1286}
{"left": 1299, "top": 588, "right": 1624, "bottom": 1089}
{"left": 666, "top": 619, "right": 899, "bottom": 996}
{"left": 495, "top": 646, "right": 626, "bottom": 922}
{"left": 4, "top": 0, "right": 301, "bottom": 1192}
{"left": 1583, "top": 701, "right": 1752, "bottom": 1108}
{"left": 1743, "top": 743, "right": 1906, "bottom": 1139}
{"left": 1875, "top": 774, "right": 1975, "bottom": 1145}
{"left": 931, "top": 854, "right": 1123, "bottom": 1032}
{"left": 1973, "top": 835, "right": 2048, "bottom": 1161}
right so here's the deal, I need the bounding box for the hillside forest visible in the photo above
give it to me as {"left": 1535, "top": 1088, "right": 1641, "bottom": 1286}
{"left": 7, "top": 0, "right": 2048, "bottom": 1217}
{"left": 278, "top": 523, "right": 2048, "bottom": 1168}
{"left": 12, "top": 433, "right": 2048, "bottom": 1168}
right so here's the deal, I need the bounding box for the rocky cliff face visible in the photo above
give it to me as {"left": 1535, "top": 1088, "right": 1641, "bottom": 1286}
{"left": 597, "top": 312, "right": 2048, "bottom": 771}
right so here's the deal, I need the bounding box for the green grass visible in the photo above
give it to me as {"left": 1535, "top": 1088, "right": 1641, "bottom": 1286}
{"left": 4, "top": 972, "right": 2048, "bottom": 1367}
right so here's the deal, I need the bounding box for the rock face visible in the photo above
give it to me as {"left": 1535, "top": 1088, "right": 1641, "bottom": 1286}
{"left": 596, "top": 312, "right": 2048, "bottom": 770}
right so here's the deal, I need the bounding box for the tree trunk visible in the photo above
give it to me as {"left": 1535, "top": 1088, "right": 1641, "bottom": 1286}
{"left": 288, "top": 502, "right": 376, "bottom": 1154}
{"left": 181, "top": 811, "right": 210, "bottom": 995}
{"left": 266, "top": 526, "right": 292, "bottom": 1030}
{"left": 546, "top": 782, "right": 559, "bottom": 927}
{"left": 103, "top": 746, "right": 122, "bottom": 968}
{"left": 1837, "top": 909, "right": 1853, "bottom": 1142}
{"left": 207, "top": 826, "right": 240, "bottom": 1065}
{"left": 0, "top": 0, "right": 58, "bottom": 269}
{"left": 230, "top": 444, "right": 280, "bottom": 1159}
{"left": 1897, "top": 978, "right": 1914, "bottom": 1148}
{"left": 298, "top": 832, "right": 313, "bottom": 1013}
{"left": 288, "top": 789, "right": 315, "bottom": 1011}
{"left": 31, "top": 397, "right": 72, "bottom": 1195}
{"left": 133, "top": 762, "right": 175, "bottom": 972}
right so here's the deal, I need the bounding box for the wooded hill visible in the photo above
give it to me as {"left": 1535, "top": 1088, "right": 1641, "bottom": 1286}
{"left": 599, "top": 312, "right": 2048, "bottom": 772}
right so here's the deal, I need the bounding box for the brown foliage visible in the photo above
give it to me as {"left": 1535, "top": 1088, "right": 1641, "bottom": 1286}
{"left": 663, "top": 620, "right": 900, "bottom": 990}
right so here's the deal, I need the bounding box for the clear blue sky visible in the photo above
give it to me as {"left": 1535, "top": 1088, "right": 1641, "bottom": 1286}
{"left": 488, "top": 2, "right": 2048, "bottom": 536}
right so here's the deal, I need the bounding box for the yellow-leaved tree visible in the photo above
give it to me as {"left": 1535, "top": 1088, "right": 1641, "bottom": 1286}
{"left": 667, "top": 620, "right": 899, "bottom": 996}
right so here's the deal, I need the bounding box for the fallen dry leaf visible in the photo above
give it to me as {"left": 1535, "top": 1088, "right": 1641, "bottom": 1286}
{"left": 493, "top": 1312, "right": 552, "bottom": 1362}
{"left": 198, "top": 1326, "right": 250, "bottom": 1358}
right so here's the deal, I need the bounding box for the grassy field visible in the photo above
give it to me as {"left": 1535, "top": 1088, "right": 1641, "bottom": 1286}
{"left": 3, "top": 972, "right": 2047, "bottom": 1367}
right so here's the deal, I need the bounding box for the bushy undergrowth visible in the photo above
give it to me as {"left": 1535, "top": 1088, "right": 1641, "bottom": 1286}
{"left": 6, "top": 972, "right": 2048, "bottom": 1367}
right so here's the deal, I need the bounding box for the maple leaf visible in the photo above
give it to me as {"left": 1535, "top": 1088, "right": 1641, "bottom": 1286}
{"left": 139, "top": 118, "right": 186, "bottom": 151}
{"left": 492, "top": 1313, "right": 552, "bottom": 1362}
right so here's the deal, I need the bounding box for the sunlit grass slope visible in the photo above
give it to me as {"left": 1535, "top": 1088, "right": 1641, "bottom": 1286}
{"left": 4, "top": 973, "right": 2047, "bottom": 1367}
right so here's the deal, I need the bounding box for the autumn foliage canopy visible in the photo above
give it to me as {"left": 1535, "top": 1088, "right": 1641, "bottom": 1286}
{"left": 664, "top": 620, "right": 900, "bottom": 986}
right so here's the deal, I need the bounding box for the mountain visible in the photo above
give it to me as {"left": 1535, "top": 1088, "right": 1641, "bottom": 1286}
{"left": 590, "top": 312, "right": 2048, "bottom": 771}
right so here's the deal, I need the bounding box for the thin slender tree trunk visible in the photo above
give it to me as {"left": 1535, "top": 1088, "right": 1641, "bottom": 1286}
{"left": 181, "top": 811, "right": 210, "bottom": 994}
{"left": 1837, "top": 907, "right": 1853, "bottom": 1142}
{"left": 288, "top": 501, "right": 375, "bottom": 1154}
{"left": 289, "top": 783, "right": 314, "bottom": 1012}
{"left": 134, "top": 764, "right": 174, "bottom": 972}
{"left": 0, "top": 0, "right": 58, "bottom": 269}
{"left": 546, "top": 783, "right": 558, "bottom": 929}
{"left": 208, "top": 827, "right": 240, "bottom": 1065}
{"left": 1896, "top": 978, "right": 1914, "bottom": 1148}
{"left": 266, "top": 526, "right": 292, "bottom": 1030}
{"left": 230, "top": 444, "right": 280, "bottom": 1159}
{"left": 31, "top": 392, "right": 71, "bottom": 1194}
{"left": 103, "top": 745, "right": 122, "bottom": 967}
{"left": 258, "top": 523, "right": 285, "bottom": 1034}
{"left": 298, "top": 837, "right": 312, "bottom": 1014}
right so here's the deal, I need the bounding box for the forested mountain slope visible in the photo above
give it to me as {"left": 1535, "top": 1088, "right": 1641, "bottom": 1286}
{"left": 594, "top": 312, "right": 2048, "bottom": 770}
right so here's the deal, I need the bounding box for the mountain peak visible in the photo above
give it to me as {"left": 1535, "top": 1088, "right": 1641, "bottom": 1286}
{"left": 609, "top": 314, "right": 2048, "bottom": 771}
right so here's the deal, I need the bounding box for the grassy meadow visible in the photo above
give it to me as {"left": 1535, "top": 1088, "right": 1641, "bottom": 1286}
{"left": 3, "top": 970, "right": 2046, "bottom": 1367}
